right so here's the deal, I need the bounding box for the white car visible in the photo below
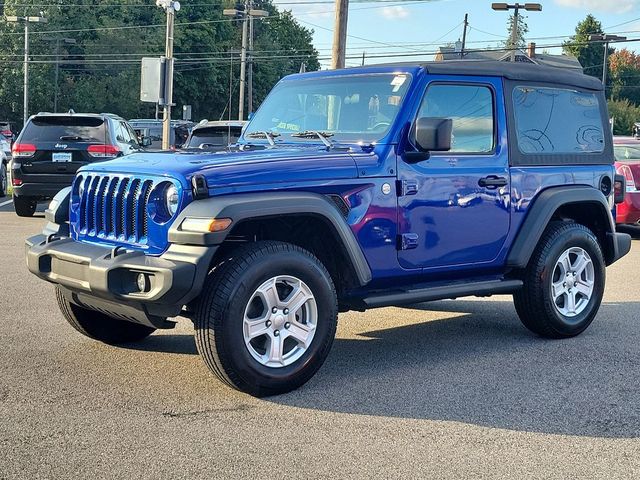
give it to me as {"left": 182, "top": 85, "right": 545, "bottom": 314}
{"left": 0, "top": 136, "right": 10, "bottom": 196}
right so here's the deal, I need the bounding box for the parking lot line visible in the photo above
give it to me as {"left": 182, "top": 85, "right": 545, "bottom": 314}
{"left": 0, "top": 199, "right": 13, "bottom": 207}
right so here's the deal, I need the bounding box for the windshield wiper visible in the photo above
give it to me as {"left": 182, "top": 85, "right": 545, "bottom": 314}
{"left": 245, "top": 131, "right": 280, "bottom": 146}
{"left": 290, "top": 130, "right": 334, "bottom": 149}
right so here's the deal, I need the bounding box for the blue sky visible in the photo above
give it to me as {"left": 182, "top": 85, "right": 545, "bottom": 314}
{"left": 272, "top": 0, "right": 640, "bottom": 68}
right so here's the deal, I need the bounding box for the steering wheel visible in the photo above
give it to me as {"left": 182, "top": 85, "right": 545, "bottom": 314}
{"left": 370, "top": 121, "right": 390, "bottom": 132}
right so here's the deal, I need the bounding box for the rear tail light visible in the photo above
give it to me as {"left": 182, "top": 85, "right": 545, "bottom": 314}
{"left": 1, "top": 129, "right": 12, "bottom": 137}
{"left": 616, "top": 164, "right": 637, "bottom": 192}
{"left": 614, "top": 174, "right": 626, "bottom": 204}
{"left": 12, "top": 143, "right": 36, "bottom": 158}
{"left": 87, "top": 144, "right": 120, "bottom": 158}
{"left": 12, "top": 178, "right": 23, "bottom": 186}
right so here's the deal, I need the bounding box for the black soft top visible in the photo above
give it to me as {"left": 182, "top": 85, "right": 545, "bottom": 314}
{"left": 375, "top": 60, "right": 602, "bottom": 91}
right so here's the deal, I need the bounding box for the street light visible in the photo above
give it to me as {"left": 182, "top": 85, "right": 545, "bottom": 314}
{"left": 5, "top": 15, "right": 47, "bottom": 125}
{"left": 491, "top": 3, "right": 542, "bottom": 62}
{"left": 589, "top": 33, "right": 627, "bottom": 88}
{"left": 224, "top": 2, "right": 268, "bottom": 120}
{"left": 156, "top": 0, "right": 180, "bottom": 150}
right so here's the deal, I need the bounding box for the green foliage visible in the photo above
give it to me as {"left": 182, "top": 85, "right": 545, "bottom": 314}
{"left": 0, "top": 0, "right": 319, "bottom": 126}
{"left": 608, "top": 99, "right": 640, "bottom": 136}
{"left": 503, "top": 13, "right": 529, "bottom": 51}
{"left": 608, "top": 49, "right": 640, "bottom": 106}
{"left": 563, "top": 14, "right": 612, "bottom": 80}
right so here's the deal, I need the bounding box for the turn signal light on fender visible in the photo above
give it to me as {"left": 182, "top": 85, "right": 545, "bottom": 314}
{"left": 180, "top": 217, "right": 232, "bottom": 233}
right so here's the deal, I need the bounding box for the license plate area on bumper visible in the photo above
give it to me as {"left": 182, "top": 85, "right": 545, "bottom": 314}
{"left": 47, "top": 256, "right": 91, "bottom": 290}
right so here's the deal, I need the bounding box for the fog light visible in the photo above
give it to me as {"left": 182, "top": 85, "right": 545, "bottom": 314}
{"left": 136, "top": 273, "right": 149, "bottom": 292}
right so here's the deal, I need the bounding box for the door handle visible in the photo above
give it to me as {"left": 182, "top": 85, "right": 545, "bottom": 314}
{"left": 478, "top": 175, "right": 507, "bottom": 189}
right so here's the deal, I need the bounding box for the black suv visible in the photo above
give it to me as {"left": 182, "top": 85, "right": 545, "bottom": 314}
{"left": 11, "top": 112, "right": 145, "bottom": 216}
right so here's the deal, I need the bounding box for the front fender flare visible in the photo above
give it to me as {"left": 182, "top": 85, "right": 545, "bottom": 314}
{"left": 168, "top": 192, "right": 372, "bottom": 286}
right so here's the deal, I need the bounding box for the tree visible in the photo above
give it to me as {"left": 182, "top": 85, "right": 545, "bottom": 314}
{"left": 503, "top": 13, "right": 529, "bottom": 51}
{"left": 0, "top": 0, "right": 319, "bottom": 126}
{"left": 563, "top": 14, "right": 613, "bottom": 80}
{"left": 608, "top": 49, "right": 640, "bottom": 105}
{"left": 608, "top": 99, "right": 640, "bottom": 136}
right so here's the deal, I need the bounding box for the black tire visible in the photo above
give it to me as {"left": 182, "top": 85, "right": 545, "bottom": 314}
{"left": 514, "top": 221, "right": 605, "bottom": 339}
{"left": 13, "top": 194, "right": 37, "bottom": 217}
{"left": 0, "top": 162, "right": 6, "bottom": 197}
{"left": 194, "top": 241, "right": 338, "bottom": 397}
{"left": 56, "top": 286, "right": 156, "bottom": 344}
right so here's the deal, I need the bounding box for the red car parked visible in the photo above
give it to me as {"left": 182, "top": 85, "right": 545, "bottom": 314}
{"left": 614, "top": 136, "right": 640, "bottom": 225}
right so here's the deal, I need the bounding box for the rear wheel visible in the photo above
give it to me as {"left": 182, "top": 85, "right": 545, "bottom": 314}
{"left": 514, "top": 221, "right": 605, "bottom": 338}
{"left": 194, "top": 241, "right": 338, "bottom": 397}
{"left": 56, "top": 287, "right": 156, "bottom": 344}
{"left": 13, "top": 194, "right": 37, "bottom": 217}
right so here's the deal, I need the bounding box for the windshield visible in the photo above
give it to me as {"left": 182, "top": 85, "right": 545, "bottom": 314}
{"left": 186, "top": 126, "right": 242, "bottom": 148}
{"left": 243, "top": 73, "right": 412, "bottom": 144}
{"left": 614, "top": 145, "right": 640, "bottom": 161}
{"left": 23, "top": 116, "right": 107, "bottom": 143}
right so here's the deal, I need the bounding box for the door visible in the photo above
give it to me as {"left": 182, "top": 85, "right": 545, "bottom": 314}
{"left": 397, "top": 78, "right": 510, "bottom": 270}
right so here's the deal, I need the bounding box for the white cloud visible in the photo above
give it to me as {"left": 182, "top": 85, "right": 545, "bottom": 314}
{"left": 380, "top": 6, "right": 410, "bottom": 19}
{"left": 273, "top": 0, "right": 332, "bottom": 19}
{"left": 554, "top": 0, "right": 639, "bottom": 14}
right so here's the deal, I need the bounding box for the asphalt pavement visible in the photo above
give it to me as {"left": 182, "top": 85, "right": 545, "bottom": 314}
{"left": 1, "top": 203, "right": 640, "bottom": 479}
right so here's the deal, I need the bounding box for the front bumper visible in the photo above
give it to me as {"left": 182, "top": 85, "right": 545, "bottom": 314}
{"left": 26, "top": 233, "right": 216, "bottom": 327}
{"left": 616, "top": 192, "right": 640, "bottom": 225}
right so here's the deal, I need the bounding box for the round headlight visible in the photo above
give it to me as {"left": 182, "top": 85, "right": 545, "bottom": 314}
{"left": 165, "top": 184, "right": 179, "bottom": 216}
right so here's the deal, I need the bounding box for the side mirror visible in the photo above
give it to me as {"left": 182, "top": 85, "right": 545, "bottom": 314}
{"left": 414, "top": 117, "right": 453, "bottom": 153}
{"left": 141, "top": 136, "right": 152, "bottom": 147}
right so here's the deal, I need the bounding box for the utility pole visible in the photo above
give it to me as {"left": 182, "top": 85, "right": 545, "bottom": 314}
{"left": 239, "top": 12, "right": 248, "bottom": 121}
{"left": 589, "top": 33, "right": 627, "bottom": 91}
{"left": 248, "top": 6, "right": 254, "bottom": 115}
{"left": 331, "top": 0, "right": 349, "bottom": 69}
{"left": 5, "top": 15, "right": 47, "bottom": 125}
{"left": 491, "top": 3, "right": 541, "bottom": 62}
{"left": 156, "top": 0, "right": 180, "bottom": 150}
{"left": 460, "top": 13, "right": 468, "bottom": 59}
{"left": 224, "top": 3, "right": 267, "bottom": 121}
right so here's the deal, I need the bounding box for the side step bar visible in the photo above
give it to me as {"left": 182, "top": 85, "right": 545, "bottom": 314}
{"left": 360, "top": 279, "right": 523, "bottom": 309}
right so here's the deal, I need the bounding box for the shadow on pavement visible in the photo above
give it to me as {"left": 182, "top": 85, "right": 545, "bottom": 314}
{"left": 120, "top": 299, "right": 640, "bottom": 438}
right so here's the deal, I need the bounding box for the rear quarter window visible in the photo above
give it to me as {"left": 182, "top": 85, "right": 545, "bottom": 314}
{"left": 513, "top": 86, "right": 605, "bottom": 154}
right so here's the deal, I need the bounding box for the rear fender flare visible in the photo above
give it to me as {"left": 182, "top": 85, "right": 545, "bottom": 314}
{"left": 506, "top": 185, "right": 621, "bottom": 267}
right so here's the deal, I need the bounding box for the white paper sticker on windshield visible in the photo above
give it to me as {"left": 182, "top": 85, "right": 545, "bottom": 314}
{"left": 390, "top": 75, "right": 407, "bottom": 92}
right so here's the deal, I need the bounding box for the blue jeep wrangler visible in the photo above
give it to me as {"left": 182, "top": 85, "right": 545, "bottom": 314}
{"left": 26, "top": 61, "right": 631, "bottom": 396}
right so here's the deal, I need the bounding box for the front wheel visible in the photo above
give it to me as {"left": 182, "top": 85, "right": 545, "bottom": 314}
{"left": 514, "top": 221, "right": 605, "bottom": 338}
{"left": 194, "top": 241, "right": 338, "bottom": 397}
{"left": 0, "top": 162, "right": 7, "bottom": 197}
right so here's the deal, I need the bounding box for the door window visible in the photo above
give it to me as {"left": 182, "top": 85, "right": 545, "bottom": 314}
{"left": 416, "top": 84, "right": 495, "bottom": 153}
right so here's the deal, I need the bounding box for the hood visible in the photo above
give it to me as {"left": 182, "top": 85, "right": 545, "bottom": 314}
{"left": 80, "top": 145, "right": 360, "bottom": 190}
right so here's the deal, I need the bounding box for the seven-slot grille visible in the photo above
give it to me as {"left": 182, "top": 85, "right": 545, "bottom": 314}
{"left": 77, "top": 174, "right": 154, "bottom": 243}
